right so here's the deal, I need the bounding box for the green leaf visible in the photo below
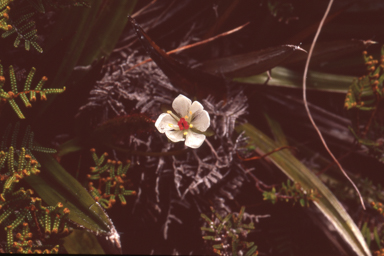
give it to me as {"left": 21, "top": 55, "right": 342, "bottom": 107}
{"left": 24, "top": 151, "right": 114, "bottom": 235}
{"left": 211, "top": 206, "right": 224, "bottom": 222}
{"left": 232, "top": 236, "right": 238, "bottom": 256}
{"left": 213, "top": 244, "right": 224, "bottom": 249}
{"left": 234, "top": 66, "right": 353, "bottom": 93}
{"left": 299, "top": 198, "right": 305, "bottom": 207}
{"left": 198, "top": 45, "right": 306, "bottom": 78}
{"left": 77, "top": 0, "right": 138, "bottom": 66}
{"left": 237, "top": 206, "right": 245, "bottom": 226}
{"left": 38, "top": 1, "right": 137, "bottom": 116}
{"left": 283, "top": 39, "right": 376, "bottom": 67}
{"left": 201, "top": 213, "right": 214, "bottom": 225}
{"left": 362, "top": 222, "right": 371, "bottom": 248}
{"left": 201, "top": 227, "right": 215, "bottom": 233}
{"left": 264, "top": 113, "right": 288, "bottom": 146}
{"left": 245, "top": 245, "right": 258, "bottom": 256}
{"left": 235, "top": 123, "right": 371, "bottom": 256}
{"left": 57, "top": 137, "right": 82, "bottom": 157}
{"left": 61, "top": 229, "right": 105, "bottom": 254}
{"left": 374, "top": 227, "right": 381, "bottom": 249}
{"left": 36, "top": 1, "right": 103, "bottom": 116}
{"left": 217, "top": 213, "right": 232, "bottom": 233}
{"left": 203, "top": 235, "right": 218, "bottom": 241}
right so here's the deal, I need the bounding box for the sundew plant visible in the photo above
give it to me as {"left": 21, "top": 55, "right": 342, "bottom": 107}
{"left": 0, "top": 0, "right": 384, "bottom": 255}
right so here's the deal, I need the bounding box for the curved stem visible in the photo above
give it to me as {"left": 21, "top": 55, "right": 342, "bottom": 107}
{"left": 302, "top": 0, "right": 365, "bottom": 209}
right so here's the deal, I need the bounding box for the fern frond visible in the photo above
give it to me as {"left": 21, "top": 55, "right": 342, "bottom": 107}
{"left": 0, "top": 75, "right": 4, "bottom": 91}
{"left": 1, "top": 0, "right": 89, "bottom": 52}
{"left": 344, "top": 46, "right": 384, "bottom": 110}
{"left": 1, "top": 11, "right": 42, "bottom": 53}
{"left": 1, "top": 123, "right": 57, "bottom": 170}
{"left": 0, "top": 123, "right": 69, "bottom": 254}
{"left": 344, "top": 45, "right": 384, "bottom": 162}
{"left": 7, "top": 99, "right": 24, "bottom": 118}
{"left": 9, "top": 65, "right": 17, "bottom": 94}
{"left": 26, "top": 0, "right": 45, "bottom": 13}
{"left": 43, "top": 0, "right": 90, "bottom": 9}
{"left": 0, "top": 0, "right": 13, "bottom": 10}
{"left": 262, "top": 180, "right": 321, "bottom": 207}
{"left": 1, "top": 124, "right": 12, "bottom": 151}
{"left": 87, "top": 149, "right": 135, "bottom": 209}
{"left": 0, "top": 5, "right": 11, "bottom": 31}
{"left": 32, "top": 145, "right": 56, "bottom": 154}
{"left": 10, "top": 121, "right": 19, "bottom": 149}
{"left": 0, "top": 62, "right": 65, "bottom": 119}
{"left": 201, "top": 206, "right": 259, "bottom": 256}
{"left": 20, "top": 125, "right": 31, "bottom": 149}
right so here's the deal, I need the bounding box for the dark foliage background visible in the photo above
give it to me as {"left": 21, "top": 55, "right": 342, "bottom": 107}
{"left": 1, "top": 0, "right": 384, "bottom": 255}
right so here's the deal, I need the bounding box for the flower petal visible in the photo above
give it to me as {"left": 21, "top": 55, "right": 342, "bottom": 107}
{"left": 155, "top": 113, "right": 178, "bottom": 133}
{"left": 191, "top": 110, "right": 210, "bottom": 132}
{"left": 185, "top": 130, "right": 206, "bottom": 148}
{"left": 165, "top": 130, "right": 185, "bottom": 142}
{"left": 172, "top": 94, "right": 191, "bottom": 117}
{"left": 190, "top": 101, "right": 204, "bottom": 115}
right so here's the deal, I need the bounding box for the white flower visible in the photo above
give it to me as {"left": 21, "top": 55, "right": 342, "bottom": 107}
{"left": 155, "top": 94, "right": 210, "bottom": 148}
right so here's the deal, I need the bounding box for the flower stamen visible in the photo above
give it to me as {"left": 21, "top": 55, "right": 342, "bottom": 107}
{"left": 188, "top": 111, "right": 193, "bottom": 122}
{"left": 167, "top": 110, "right": 180, "bottom": 121}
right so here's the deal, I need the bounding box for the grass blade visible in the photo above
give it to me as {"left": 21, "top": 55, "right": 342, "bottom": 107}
{"left": 198, "top": 45, "right": 306, "bottom": 78}
{"left": 24, "top": 151, "right": 114, "bottom": 235}
{"left": 234, "top": 66, "right": 353, "bottom": 93}
{"left": 236, "top": 123, "right": 371, "bottom": 256}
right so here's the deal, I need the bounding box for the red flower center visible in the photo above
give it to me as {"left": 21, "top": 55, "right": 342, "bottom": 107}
{"left": 177, "top": 118, "right": 189, "bottom": 130}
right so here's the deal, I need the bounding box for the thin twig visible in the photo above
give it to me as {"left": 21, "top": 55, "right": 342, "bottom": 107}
{"left": 204, "top": 138, "right": 224, "bottom": 163}
{"left": 131, "top": 0, "right": 157, "bottom": 18}
{"left": 316, "top": 147, "right": 354, "bottom": 177}
{"left": 237, "top": 146, "right": 294, "bottom": 161}
{"left": 302, "top": 0, "right": 365, "bottom": 209}
{"left": 124, "top": 22, "right": 250, "bottom": 74}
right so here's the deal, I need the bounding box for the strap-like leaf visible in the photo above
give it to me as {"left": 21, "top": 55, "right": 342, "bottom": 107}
{"left": 236, "top": 123, "right": 371, "bottom": 256}
{"left": 24, "top": 151, "right": 115, "bottom": 235}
